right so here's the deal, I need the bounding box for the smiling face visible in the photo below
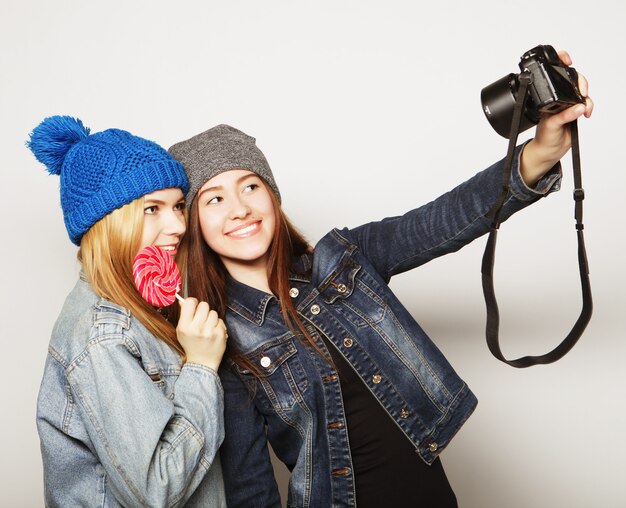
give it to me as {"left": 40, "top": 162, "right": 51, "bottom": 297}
{"left": 196, "top": 169, "right": 276, "bottom": 280}
{"left": 139, "top": 187, "right": 186, "bottom": 256}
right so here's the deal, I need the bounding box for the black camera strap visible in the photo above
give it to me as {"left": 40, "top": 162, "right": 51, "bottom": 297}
{"left": 481, "top": 72, "right": 592, "bottom": 368}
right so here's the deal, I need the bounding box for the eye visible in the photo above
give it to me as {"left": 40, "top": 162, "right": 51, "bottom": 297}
{"left": 174, "top": 201, "right": 186, "bottom": 212}
{"left": 243, "top": 183, "right": 259, "bottom": 193}
{"left": 206, "top": 196, "right": 223, "bottom": 205}
{"left": 144, "top": 205, "right": 158, "bottom": 215}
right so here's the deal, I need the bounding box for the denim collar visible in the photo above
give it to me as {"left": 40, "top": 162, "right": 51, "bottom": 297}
{"left": 225, "top": 252, "right": 313, "bottom": 325}
{"left": 226, "top": 277, "right": 276, "bottom": 326}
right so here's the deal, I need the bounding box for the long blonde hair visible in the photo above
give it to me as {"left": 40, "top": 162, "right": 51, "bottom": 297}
{"left": 78, "top": 197, "right": 185, "bottom": 355}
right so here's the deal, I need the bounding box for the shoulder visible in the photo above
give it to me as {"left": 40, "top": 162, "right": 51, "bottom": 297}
{"left": 49, "top": 279, "right": 180, "bottom": 370}
{"left": 308, "top": 228, "right": 362, "bottom": 282}
{"left": 316, "top": 227, "right": 356, "bottom": 250}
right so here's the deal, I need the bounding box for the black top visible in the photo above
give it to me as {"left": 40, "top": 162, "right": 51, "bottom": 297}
{"left": 322, "top": 337, "right": 458, "bottom": 507}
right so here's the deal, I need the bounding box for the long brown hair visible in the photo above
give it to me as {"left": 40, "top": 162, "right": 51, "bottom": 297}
{"left": 186, "top": 180, "right": 314, "bottom": 368}
{"left": 78, "top": 197, "right": 185, "bottom": 356}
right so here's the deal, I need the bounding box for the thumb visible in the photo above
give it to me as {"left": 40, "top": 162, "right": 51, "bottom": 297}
{"left": 550, "top": 104, "right": 586, "bottom": 128}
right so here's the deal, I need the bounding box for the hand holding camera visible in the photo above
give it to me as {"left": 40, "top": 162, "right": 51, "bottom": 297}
{"left": 522, "top": 49, "right": 593, "bottom": 185}
{"left": 481, "top": 45, "right": 594, "bottom": 186}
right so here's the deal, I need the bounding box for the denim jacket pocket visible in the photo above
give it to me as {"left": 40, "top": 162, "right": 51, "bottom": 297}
{"left": 321, "top": 255, "right": 388, "bottom": 329}
{"left": 95, "top": 302, "right": 182, "bottom": 402}
{"left": 234, "top": 336, "right": 308, "bottom": 412}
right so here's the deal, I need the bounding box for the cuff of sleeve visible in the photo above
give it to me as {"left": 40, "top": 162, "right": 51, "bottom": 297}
{"left": 180, "top": 362, "right": 224, "bottom": 395}
{"left": 510, "top": 141, "right": 562, "bottom": 201}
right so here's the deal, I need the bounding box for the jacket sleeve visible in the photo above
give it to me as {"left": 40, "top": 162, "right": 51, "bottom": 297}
{"left": 219, "top": 365, "right": 282, "bottom": 508}
{"left": 342, "top": 144, "right": 561, "bottom": 281}
{"left": 67, "top": 335, "right": 224, "bottom": 508}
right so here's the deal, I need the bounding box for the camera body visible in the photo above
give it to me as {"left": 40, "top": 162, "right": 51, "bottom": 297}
{"left": 481, "top": 44, "right": 585, "bottom": 138}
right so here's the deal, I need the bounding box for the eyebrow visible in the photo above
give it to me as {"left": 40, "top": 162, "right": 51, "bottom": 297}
{"left": 198, "top": 172, "right": 258, "bottom": 197}
{"left": 144, "top": 197, "right": 185, "bottom": 205}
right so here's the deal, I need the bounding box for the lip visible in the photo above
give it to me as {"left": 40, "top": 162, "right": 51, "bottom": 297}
{"left": 226, "top": 220, "right": 261, "bottom": 239}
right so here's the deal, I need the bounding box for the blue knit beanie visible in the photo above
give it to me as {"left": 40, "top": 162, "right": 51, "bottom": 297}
{"left": 27, "top": 116, "right": 189, "bottom": 245}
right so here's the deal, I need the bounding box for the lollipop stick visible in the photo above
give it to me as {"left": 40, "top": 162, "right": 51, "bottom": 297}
{"left": 154, "top": 281, "right": 184, "bottom": 304}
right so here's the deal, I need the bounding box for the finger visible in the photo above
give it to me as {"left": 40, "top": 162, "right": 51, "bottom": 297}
{"left": 550, "top": 103, "right": 586, "bottom": 127}
{"left": 178, "top": 297, "right": 198, "bottom": 323}
{"left": 218, "top": 319, "right": 228, "bottom": 333}
{"left": 577, "top": 72, "right": 589, "bottom": 97}
{"left": 206, "top": 309, "right": 219, "bottom": 329}
{"left": 584, "top": 96, "right": 594, "bottom": 118}
{"left": 216, "top": 319, "right": 228, "bottom": 338}
{"left": 557, "top": 49, "right": 572, "bottom": 66}
{"left": 193, "top": 301, "right": 210, "bottom": 324}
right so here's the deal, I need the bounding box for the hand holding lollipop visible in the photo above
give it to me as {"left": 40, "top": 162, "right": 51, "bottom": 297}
{"left": 133, "top": 245, "right": 227, "bottom": 369}
{"left": 133, "top": 245, "right": 183, "bottom": 307}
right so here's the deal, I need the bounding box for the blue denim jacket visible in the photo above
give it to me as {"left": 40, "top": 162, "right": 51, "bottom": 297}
{"left": 37, "top": 277, "right": 227, "bottom": 507}
{"left": 218, "top": 147, "right": 561, "bottom": 508}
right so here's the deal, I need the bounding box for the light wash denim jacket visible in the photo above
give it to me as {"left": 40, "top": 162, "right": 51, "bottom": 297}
{"left": 37, "top": 277, "right": 226, "bottom": 507}
{"left": 218, "top": 146, "right": 561, "bottom": 508}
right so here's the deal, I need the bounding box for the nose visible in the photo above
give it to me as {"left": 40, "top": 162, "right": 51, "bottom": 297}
{"left": 229, "top": 195, "right": 251, "bottom": 219}
{"left": 164, "top": 209, "right": 186, "bottom": 236}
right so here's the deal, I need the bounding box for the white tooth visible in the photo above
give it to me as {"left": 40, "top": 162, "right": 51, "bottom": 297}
{"left": 235, "top": 224, "right": 255, "bottom": 236}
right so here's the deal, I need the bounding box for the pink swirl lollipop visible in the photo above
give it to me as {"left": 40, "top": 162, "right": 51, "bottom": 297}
{"left": 133, "top": 245, "right": 183, "bottom": 307}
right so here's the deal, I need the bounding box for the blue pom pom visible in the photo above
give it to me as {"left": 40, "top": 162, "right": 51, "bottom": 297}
{"left": 27, "top": 116, "right": 90, "bottom": 175}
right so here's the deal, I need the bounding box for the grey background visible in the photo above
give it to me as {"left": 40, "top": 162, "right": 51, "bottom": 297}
{"left": 2, "top": 0, "right": 624, "bottom": 506}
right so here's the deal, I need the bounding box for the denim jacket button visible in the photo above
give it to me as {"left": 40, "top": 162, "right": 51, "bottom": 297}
{"left": 343, "top": 337, "right": 354, "bottom": 348}
{"left": 400, "top": 408, "right": 410, "bottom": 418}
{"left": 289, "top": 288, "right": 299, "bottom": 298}
{"left": 260, "top": 356, "right": 271, "bottom": 368}
{"left": 310, "top": 304, "right": 321, "bottom": 315}
{"left": 336, "top": 283, "right": 348, "bottom": 294}
{"left": 428, "top": 442, "right": 438, "bottom": 452}
{"left": 372, "top": 374, "right": 382, "bottom": 384}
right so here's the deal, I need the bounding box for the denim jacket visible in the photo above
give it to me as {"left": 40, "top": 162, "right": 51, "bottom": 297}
{"left": 218, "top": 146, "right": 561, "bottom": 508}
{"left": 37, "top": 277, "right": 227, "bottom": 507}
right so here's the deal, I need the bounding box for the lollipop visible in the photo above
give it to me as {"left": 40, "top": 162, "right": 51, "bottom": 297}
{"left": 133, "top": 245, "right": 183, "bottom": 307}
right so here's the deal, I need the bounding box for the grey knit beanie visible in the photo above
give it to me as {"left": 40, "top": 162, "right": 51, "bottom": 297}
{"left": 168, "top": 124, "right": 280, "bottom": 207}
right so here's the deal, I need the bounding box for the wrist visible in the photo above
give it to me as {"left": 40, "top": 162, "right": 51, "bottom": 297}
{"left": 186, "top": 356, "right": 221, "bottom": 371}
{"left": 519, "top": 139, "right": 560, "bottom": 187}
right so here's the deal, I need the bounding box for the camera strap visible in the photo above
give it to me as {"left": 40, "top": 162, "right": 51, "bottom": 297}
{"left": 481, "top": 72, "right": 592, "bottom": 368}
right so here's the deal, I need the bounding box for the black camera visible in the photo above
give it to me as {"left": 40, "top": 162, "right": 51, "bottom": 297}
{"left": 481, "top": 44, "right": 585, "bottom": 138}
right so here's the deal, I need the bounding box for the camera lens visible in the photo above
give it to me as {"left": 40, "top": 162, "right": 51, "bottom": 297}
{"left": 481, "top": 73, "right": 538, "bottom": 138}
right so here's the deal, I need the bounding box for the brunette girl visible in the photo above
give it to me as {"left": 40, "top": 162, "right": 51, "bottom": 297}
{"left": 170, "top": 52, "right": 592, "bottom": 508}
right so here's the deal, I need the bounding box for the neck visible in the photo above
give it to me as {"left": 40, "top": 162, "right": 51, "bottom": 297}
{"left": 222, "top": 257, "right": 272, "bottom": 294}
